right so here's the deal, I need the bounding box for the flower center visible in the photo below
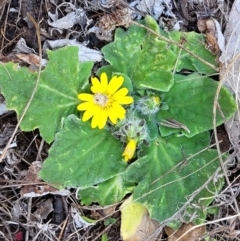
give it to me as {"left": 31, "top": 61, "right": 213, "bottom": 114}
{"left": 153, "top": 96, "right": 160, "bottom": 104}
{"left": 93, "top": 93, "right": 109, "bottom": 107}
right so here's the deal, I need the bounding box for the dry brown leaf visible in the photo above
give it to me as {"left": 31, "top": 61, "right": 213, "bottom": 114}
{"left": 32, "top": 198, "right": 53, "bottom": 221}
{"left": 16, "top": 53, "right": 40, "bottom": 67}
{"left": 165, "top": 223, "right": 205, "bottom": 241}
{"left": 197, "top": 19, "right": 221, "bottom": 57}
{"left": 20, "top": 161, "right": 70, "bottom": 197}
{"left": 99, "top": 204, "right": 117, "bottom": 217}
{"left": 97, "top": 6, "right": 133, "bottom": 41}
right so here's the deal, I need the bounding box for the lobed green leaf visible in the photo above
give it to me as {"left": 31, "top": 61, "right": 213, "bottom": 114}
{"left": 101, "top": 16, "right": 177, "bottom": 92}
{"left": 124, "top": 132, "right": 224, "bottom": 223}
{"left": 40, "top": 115, "right": 127, "bottom": 189}
{"left": 0, "top": 46, "right": 93, "bottom": 143}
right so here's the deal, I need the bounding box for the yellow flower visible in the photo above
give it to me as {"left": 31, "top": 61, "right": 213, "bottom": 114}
{"left": 77, "top": 72, "right": 133, "bottom": 129}
{"left": 122, "top": 139, "right": 137, "bottom": 162}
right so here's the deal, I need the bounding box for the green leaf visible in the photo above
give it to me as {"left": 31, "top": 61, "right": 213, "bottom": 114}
{"left": 124, "top": 132, "right": 224, "bottom": 223}
{"left": 104, "top": 218, "right": 117, "bottom": 226}
{"left": 101, "top": 16, "right": 176, "bottom": 92}
{"left": 160, "top": 29, "right": 218, "bottom": 74}
{"left": 79, "top": 175, "right": 135, "bottom": 206}
{"left": 101, "top": 234, "right": 108, "bottom": 241}
{"left": 0, "top": 46, "right": 93, "bottom": 143}
{"left": 40, "top": 115, "right": 127, "bottom": 189}
{"left": 156, "top": 73, "right": 236, "bottom": 137}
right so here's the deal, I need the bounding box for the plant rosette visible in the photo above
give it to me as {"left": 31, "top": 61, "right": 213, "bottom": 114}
{"left": 0, "top": 16, "right": 236, "bottom": 229}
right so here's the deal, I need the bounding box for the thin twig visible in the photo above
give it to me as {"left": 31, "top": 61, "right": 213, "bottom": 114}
{"left": 25, "top": 197, "right": 32, "bottom": 241}
{"left": 213, "top": 52, "right": 240, "bottom": 215}
{"left": 35, "top": 138, "right": 45, "bottom": 162}
{"left": 58, "top": 215, "right": 69, "bottom": 240}
{"left": 0, "top": 0, "right": 10, "bottom": 51}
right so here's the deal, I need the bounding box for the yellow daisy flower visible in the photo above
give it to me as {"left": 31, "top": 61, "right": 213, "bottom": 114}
{"left": 77, "top": 72, "right": 133, "bottom": 129}
{"left": 122, "top": 139, "right": 137, "bottom": 162}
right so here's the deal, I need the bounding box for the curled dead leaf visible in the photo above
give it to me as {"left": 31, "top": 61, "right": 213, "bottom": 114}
{"left": 32, "top": 198, "right": 53, "bottom": 221}
{"left": 16, "top": 53, "right": 46, "bottom": 67}
{"left": 97, "top": 7, "right": 133, "bottom": 41}
{"left": 165, "top": 223, "right": 205, "bottom": 241}
{"left": 197, "top": 19, "right": 221, "bottom": 57}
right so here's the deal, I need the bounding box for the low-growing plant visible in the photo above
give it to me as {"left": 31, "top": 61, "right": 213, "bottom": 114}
{"left": 0, "top": 16, "right": 236, "bottom": 229}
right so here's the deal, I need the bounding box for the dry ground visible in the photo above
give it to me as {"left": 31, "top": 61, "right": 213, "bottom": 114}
{"left": 0, "top": 0, "right": 240, "bottom": 240}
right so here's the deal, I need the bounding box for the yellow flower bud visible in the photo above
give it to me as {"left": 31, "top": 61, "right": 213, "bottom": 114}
{"left": 122, "top": 139, "right": 137, "bottom": 162}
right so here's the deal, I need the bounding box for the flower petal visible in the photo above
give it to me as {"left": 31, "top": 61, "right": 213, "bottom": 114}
{"left": 77, "top": 102, "right": 94, "bottom": 111}
{"left": 117, "top": 96, "right": 134, "bottom": 105}
{"left": 91, "top": 106, "right": 102, "bottom": 128}
{"left": 107, "top": 76, "right": 124, "bottom": 95}
{"left": 98, "top": 110, "right": 108, "bottom": 129}
{"left": 91, "top": 77, "right": 102, "bottom": 93}
{"left": 112, "top": 88, "right": 129, "bottom": 100}
{"left": 112, "top": 102, "right": 126, "bottom": 119}
{"left": 82, "top": 108, "right": 95, "bottom": 121}
{"left": 91, "top": 86, "right": 98, "bottom": 94}
{"left": 91, "top": 77, "right": 101, "bottom": 87}
{"left": 99, "top": 72, "right": 108, "bottom": 92}
{"left": 78, "top": 93, "right": 94, "bottom": 101}
{"left": 107, "top": 107, "right": 118, "bottom": 124}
